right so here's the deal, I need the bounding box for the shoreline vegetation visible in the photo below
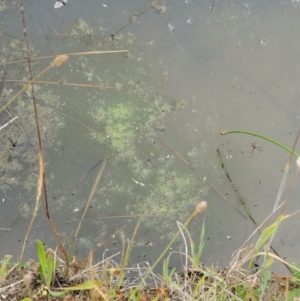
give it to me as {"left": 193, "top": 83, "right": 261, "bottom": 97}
{"left": 1, "top": 1, "right": 300, "bottom": 300}
{"left": 2, "top": 198, "right": 300, "bottom": 300}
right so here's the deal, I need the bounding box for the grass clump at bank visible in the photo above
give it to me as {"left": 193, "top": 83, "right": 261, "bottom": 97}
{"left": 2, "top": 197, "right": 300, "bottom": 300}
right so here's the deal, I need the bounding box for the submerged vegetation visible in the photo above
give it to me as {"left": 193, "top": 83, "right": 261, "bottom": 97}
{"left": 1, "top": 0, "right": 300, "bottom": 300}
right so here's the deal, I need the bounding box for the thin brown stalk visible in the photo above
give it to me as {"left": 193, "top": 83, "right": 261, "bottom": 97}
{"left": 18, "top": 0, "right": 68, "bottom": 264}
{"left": 117, "top": 218, "right": 142, "bottom": 288}
{"left": 0, "top": 72, "right": 25, "bottom": 132}
{"left": 80, "top": 226, "right": 125, "bottom": 268}
{"left": 121, "top": 218, "right": 141, "bottom": 269}
{"left": 37, "top": 101, "right": 97, "bottom": 132}
{"left": 30, "top": 213, "right": 170, "bottom": 229}
{"left": 4, "top": 109, "right": 24, "bottom": 132}
{"left": 19, "top": 150, "right": 43, "bottom": 263}
{"left": 0, "top": 63, "right": 52, "bottom": 114}
{"left": 155, "top": 135, "right": 195, "bottom": 172}
{"left": 207, "top": 182, "right": 247, "bottom": 220}
{"left": 1, "top": 50, "right": 129, "bottom": 66}
{"left": 5, "top": 79, "right": 126, "bottom": 90}
{"left": 75, "top": 159, "right": 107, "bottom": 237}
{"left": 113, "top": 0, "right": 159, "bottom": 35}
{"left": 0, "top": 116, "right": 18, "bottom": 131}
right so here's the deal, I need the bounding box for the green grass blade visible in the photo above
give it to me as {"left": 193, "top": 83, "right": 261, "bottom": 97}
{"left": 249, "top": 214, "right": 289, "bottom": 268}
{"left": 37, "top": 240, "right": 47, "bottom": 278}
{"left": 220, "top": 130, "right": 300, "bottom": 157}
{"left": 37, "top": 240, "right": 54, "bottom": 288}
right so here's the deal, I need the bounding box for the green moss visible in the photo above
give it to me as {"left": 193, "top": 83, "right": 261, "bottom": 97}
{"left": 92, "top": 103, "right": 135, "bottom": 157}
{"left": 141, "top": 171, "right": 197, "bottom": 216}
{"left": 106, "top": 104, "right": 134, "bottom": 155}
{"left": 107, "top": 105, "right": 132, "bottom": 121}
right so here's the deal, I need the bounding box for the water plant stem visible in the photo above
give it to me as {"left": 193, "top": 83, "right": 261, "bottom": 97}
{"left": 220, "top": 130, "right": 300, "bottom": 157}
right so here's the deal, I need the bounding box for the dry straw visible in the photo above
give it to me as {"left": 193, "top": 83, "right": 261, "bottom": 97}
{"left": 0, "top": 55, "right": 69, "bottom": 114}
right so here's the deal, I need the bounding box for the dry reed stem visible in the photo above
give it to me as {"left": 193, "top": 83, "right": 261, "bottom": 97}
{"left": 207, "top": 182, "right": 247, "bottom": 220}
{"left": 120, "top": 218, "right": 142, "bottom": 276}
{"left": 19, "top": 149, "right": 44, "bottom": 263}
{"left": 0, "top": 64, "right": 51, "bottom": 113}
{"left": 0, "top": 55, "right": 68, "bottom": 114}
{"left": 80, "top": 226, "right": 125, "bottom": 269}
{"left": 1, "top": 50, "right": 129, "bottom": 66}
{"left": 18, "top": 0, "right": 69, "bottom": 264}
{"left": 75, "top": 159, "right": 107, "bottom": 237}
{"left": 155, "top": 135, "right": 195, "bottom": 172}
{"left": 255, "top": 251, "right": 300, "bottom": 274}
{"left": 0, "top": 116, "right": 18, "bottom": 130}
{"left": 227, "top": 209, "right": 300, "bottom": 280}
{"left": 37, "top": 101, "right": 97, "bottom": 132}
{"left": 30, "top": 214, "right": 169, "bottom": 230}
{"left": 0, "top": 70, "right": 24, "bottom": 132}
{"left": 4, "top": 108, "right": 24, "bottom": 132}
{"left": 5, "top": 79, "right": 125, "bottom": 90}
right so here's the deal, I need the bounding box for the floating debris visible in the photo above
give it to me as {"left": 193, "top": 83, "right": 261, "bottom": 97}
{"left": 147, "top": 158, "right": 156, "bottom": 168}
{"left": 54, "top": 0, "right": 68, "bottom": 9}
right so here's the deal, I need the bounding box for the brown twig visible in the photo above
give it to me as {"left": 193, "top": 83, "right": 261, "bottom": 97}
{"left": 75, "top": 159, "right": 107, "bottom": 237}
{"left": 113, "top": 0, "right": 159, "bottom": 35}
{"left": 0, "top": 50, "right": 129, "bottom": 66}
{"left": 5, "top": 79, "right": 127, "bottom": 90}
{"left": 0, "top": 72, "right": 25, "bottom": 132}
{"left": 18, "top": 0, "right": 68, "bottom": 264}
{"left": 80, "top": 226, "right": 125, "bottom": 269}
{"left": 207, "top": 182, "right": 247, "bottom": 220}
{"left": 155, "top": 135, "right": 195, "bottom": 172}
{"left": 37, "top": 101, "right": 97, "bottom": 132}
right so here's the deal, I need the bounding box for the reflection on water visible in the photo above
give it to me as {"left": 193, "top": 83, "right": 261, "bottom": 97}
{"left": 0, "top": 0, "right": 300, "bottom": 272}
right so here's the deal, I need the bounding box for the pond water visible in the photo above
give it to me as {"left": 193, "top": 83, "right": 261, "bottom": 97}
{"left": 0, "top": 0, "right": 300, "bottom": 274}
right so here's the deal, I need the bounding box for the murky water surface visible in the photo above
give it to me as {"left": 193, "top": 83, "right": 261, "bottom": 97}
{"left": 1, "top": 0, "right": 300, "bottom": 273}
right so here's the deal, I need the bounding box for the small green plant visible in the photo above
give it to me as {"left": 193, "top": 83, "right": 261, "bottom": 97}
{"left": 162, "top": 254, "right": 176, "bottom": 287}
{"left": 235, "top": 283, "right": 259, "bottom": 300}
{"left": 37, "top": 240, "right": 67, "bottom": 298}
{"left": 291, "top": 262, "right": 300, "bottom": 279}
{"left": 0, "top": 255, "right": 13, "bottom": 279}
{"left": 189, "top": 219, "right": 205, "bottom": 267}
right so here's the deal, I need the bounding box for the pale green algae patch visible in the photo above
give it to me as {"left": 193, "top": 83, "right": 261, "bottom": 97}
{"left": 59, "top": 18, "right": 209, "bottom": 235}
{"left": 91, "top": 103, "right": 135, "bottom": 158}
{"left": 87, "top": 63, "right": 205, "bottom": 235}
{"left": 107, "top": 104, "right": 134, "bottom": 155}
{"left": 143, "top": 170, "right": 197, "bottom": 216}
{"left": 0, "top": 16, "right": 207, "bottom": 244}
